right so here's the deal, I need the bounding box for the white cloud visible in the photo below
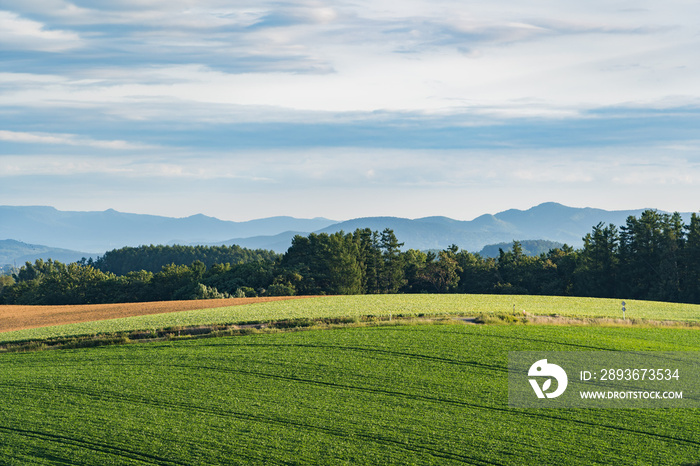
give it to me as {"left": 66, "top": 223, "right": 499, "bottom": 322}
{"left": 0, "top": 1, "right": 696, "bottom": 117}
{"left": 0, "top": 130, "right": 157, "bottom": 150}
{"left": 0, "top": 10, "right": 82, "bottom": 51}
{"left": 2, "top": 144, "right": 699, "bottom": 220}
{"left": 0, "top": 155, "right": 130, "bottom": 176}
{"left": 1, "top": 1, "right": 700, "bottom": 220}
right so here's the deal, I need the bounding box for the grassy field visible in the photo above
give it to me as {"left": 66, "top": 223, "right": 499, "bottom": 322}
{"left": 2, "top": 294, "right": 700, "bottom": 344}
{"left": 1, "top": 323, "right": 699, "bottom": 465}
{"left": 0, "top": 296, "right": 306, "bottom": 333}
{"left": 2, "top": 295, "right": 700, "bottom": 464}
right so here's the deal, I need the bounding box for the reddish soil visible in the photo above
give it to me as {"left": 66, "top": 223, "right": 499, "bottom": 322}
{"left": 0, "top": 296, "right": 314, "bottom": 333}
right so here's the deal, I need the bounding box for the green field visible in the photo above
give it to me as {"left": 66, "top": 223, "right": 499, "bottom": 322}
{"left": 2, "top": 295, "right": 700, "bottom": 465}
{"left": 3, "top": 294, "right": 700, "bottom": 344}
{"left": 1, "top": 323, "right": 699, "bottom": 465}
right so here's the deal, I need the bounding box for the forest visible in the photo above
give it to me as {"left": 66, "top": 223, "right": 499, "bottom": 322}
{"left": 2, "top": 209, "right": 700, "bottom": 305}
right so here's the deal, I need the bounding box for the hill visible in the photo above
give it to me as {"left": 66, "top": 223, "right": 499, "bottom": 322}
{"left": 1, "top": 203, "right": 692, "bottom": 255}
{"left": 4, "top": 294, "right": 700, "bottom": 344}
{"left": 0, "top": 239, "right": 90, "bottom": 269}
{"left": 0, "top": 206, "right": 336, "bottom": 252}
{"left": 1, "top": 308, "right": 699, "bottom": 465}
{"left": 214, "top": 231, "right": 302, "bottom": 253}
{"left": 314, "top": 203, "right": 683, "bottom": 252}
{"left": 478, "top": 239, "right": 566, "bottom": 258}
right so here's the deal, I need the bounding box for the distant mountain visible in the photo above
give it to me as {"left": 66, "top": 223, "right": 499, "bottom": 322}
{"left": 214, "top": 231, "right": 301, "bottom": 253}
{"left": 478, "top": 240, "right": 566, "bottom": 259}
{"left": 0, "top": 203, "right": 692, "bottom": 256}
{"left": 0, "top": 206, "right": 336, "bottom": 252}
{"left": 489, "top": 202, "right": 653, "bottom": 245}
{"left": 315, "top": 216, "right": 509, "bottom": 252}
{"left": 0, "top": 239, "right": 91, "bottom": 268}
{"left": 311, "top": 203, "right": 692, "bottom": 253}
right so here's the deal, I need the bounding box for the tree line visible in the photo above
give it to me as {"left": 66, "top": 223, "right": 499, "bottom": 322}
{"left": 91, "top": 244, "right": 280, "bottom": 275}
{"left": 2, "top": 209, "right": 700, "bottom": 305}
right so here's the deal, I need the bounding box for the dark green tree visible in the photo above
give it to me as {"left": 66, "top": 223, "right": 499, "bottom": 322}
{"left": 573, "top": 223, "right": 619, "bottom": 297}
{"left": 455, "top": 250, "right": 498, "bottom": 294}
{"left": 682, "top": 213, "right": 700, "bottom": 302}
{"left": 281, "top": 231, "right": 363, "bottom": 295}
{"left": 618, "top": 210, "right": 683, "bottom": 301}
{"left": 353, "top": 228, "right": 382, "bottom": 293}
{"left": 415, "top": 246, "right": 462, "bottom": 293}
{"left": 378, "top": 228, "right": 405, "bottom": 293}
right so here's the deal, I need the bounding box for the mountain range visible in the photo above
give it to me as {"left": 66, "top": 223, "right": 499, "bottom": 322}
{"left": 218, "top": 203, "right": 690, "bottom": 254}
{"left": 0, "top": 206, "right": 336, "bottom": 253}
{"left": 0, "top": 239, "right": 92, "bottom": 271}
{"left": 0, "top": 203, "right": 692, "bottom": 267}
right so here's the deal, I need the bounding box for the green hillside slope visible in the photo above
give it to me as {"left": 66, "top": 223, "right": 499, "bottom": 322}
{"left": 1, "top": 324, "right": 699, "bottom": 465}
{"left": 3, "top": 294, "right": 700, "bottom": 344}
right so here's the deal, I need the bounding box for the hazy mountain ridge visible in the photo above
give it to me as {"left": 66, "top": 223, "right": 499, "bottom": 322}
{"left": 311, "top": 203, "right": 686, "bottom": 253}
{"left": 0, "top": 240, "right": 91, "bottom": 270}
{"left": 0, "top": 203, "right": 692, "bottom": 265}
{"left": 0, "top": 206, "right": 336, "bottom": 252}
{"left": 214, "top": 231, "right": 304, "bottom": 253}
{"left": 478, "top": 240, "right": 566, "bottom": 259}
{"left": 315, "top": 216, "right": 514, "bottom": 252}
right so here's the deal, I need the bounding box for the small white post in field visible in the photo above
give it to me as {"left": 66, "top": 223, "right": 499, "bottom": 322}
{"left": 621, "top": 301, "right": 626, "bottom": 320}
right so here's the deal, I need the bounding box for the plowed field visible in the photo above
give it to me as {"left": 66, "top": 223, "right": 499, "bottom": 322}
{"left": 0, "top": 296, "right": 310, "bottom": 333}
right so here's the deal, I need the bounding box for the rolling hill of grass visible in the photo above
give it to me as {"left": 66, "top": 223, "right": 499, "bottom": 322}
{"left": 2, "top": 294, "right": 700, "bottom": 344}
{"left": 1, "top": 323, "right": 699, "bottom": 465}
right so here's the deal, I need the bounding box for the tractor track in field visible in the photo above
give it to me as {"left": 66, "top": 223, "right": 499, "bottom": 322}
{"left": 170, "top": 364, "right": 700, "bottom": 450}
{"left": 218, "top": 341, "right": 509, "bottom": 373}
{"left": 15, "top": 346, "right": 700, "bottom": 451}
{"left": 0, "top": 425, "right": 189, "bottom": 465}
{"left": 4, "top": 371, "right": 700, "bottom": 463}
{"left": 6, "top": 338, "right": 700, "bottom": 454}
{"left": 435, "top": 325, "right": 622, "bottom": 351}
{"left": 0, "top": 380, "right": 498, "bottom": 465}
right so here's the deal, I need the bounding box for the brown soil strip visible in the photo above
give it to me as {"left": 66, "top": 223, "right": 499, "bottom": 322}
{"left": 0, "top": 296, "right": 317, "bottom": 333}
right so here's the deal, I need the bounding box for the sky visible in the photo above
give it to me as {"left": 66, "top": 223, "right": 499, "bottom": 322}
{"left": 1, "top": 0, "right": 700, "bottom": 221}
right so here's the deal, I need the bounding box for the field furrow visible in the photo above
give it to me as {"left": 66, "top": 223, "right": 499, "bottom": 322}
{"left": 0, "top": 425, "right": 187, "bottom": 466}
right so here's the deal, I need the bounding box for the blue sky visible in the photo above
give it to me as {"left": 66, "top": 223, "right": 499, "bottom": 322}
{"left": 1, "top": 0, "right": 699, "bottom": 221}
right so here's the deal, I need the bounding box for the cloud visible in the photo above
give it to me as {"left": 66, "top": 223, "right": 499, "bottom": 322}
{"left": 0, "top": 10, "right": 82, "bottom": 52}
{"left": 1, "top": 1, "right": 699, "bottom": 220}
{"left": 3, "top": 98, "right": 700, "bottom": 156}
{"left": 0, "top": 3, "right": 336, "bottom": 75}
{"left": 248, "top": 5, "right": 338, "bottom": 29}
{"left": 3, "top": 144, "right": 698, "bottom": 221}
{"left": 0, "top": 1, "right": 691, "bottom": 113}
{"left": 0, "top": 130, "right": 157, "bottom": 151}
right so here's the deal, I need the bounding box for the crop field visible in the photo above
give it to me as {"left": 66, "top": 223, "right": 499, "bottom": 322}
{"left": 1, "top": 322, "right": 699, "bottom": 465}
{"left": 0, "top": 296, "right": 307, "bottom": 333}
{"left": 2, "top": 294, "right": 700, "bottom": 344}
